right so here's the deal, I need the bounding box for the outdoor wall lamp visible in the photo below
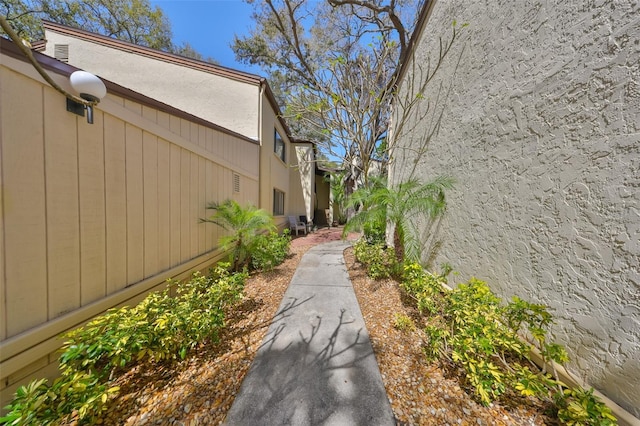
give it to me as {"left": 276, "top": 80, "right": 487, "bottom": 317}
{"left": 66, "top": 71, "right": 107, "bottom": 124}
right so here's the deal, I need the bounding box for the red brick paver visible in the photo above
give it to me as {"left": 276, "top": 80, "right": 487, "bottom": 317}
{"left": 289, "top": 226, "right": 360, "bottom": 249}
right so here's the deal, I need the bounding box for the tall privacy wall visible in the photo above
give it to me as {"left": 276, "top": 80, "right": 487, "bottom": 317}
{"left": 390, "top": 0, "right": 639, "bottom": 417}
{"left": 0, "top": 45, "right": 260, "bottom": 407}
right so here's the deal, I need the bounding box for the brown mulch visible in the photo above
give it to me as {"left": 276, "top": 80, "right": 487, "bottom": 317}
{"left": 98, "top": 228, "right": 550, "bottom": 425}
{"left": 344, "top": 247, "right": 551, "bottom": 426}
{"left": 101, "top": 245, "right": 306, "bottom": 425}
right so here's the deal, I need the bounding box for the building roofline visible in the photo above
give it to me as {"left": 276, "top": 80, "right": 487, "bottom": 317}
{"left": 31, "top": 39, "right": 47, "bottom": 51}
{"left": 42, "top": 20, "right": 264, "bottom": 85}
{"left": 316, "top": 163, "right": 344, "bottom": 174}
{"left": 291, "top": 138, "right": 316, "bottom": 145}
{"left": 395, "top": 0, "right": 438, "bottom": 86}
{"left": 1, "top": 36, "right": 258, "bottom": 146}
{"left": 262, "top": 81, "right": 294, "bottom": 139}
{"left": 41, "top": 20, "right": 294, "bottom": 142}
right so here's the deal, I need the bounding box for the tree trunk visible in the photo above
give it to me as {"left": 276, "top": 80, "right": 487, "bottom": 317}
{"left": 393, "top": 225, "right": 405, "bottom": 264}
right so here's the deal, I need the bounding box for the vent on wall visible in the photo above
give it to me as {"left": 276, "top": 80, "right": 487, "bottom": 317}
{"left": 54, "top": 44, "right": 69, "bottom": 63}
{"left": 233, "top": 173, "right": 240, "bottom": 193}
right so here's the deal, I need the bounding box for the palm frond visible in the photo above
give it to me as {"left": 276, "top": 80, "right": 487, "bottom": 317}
{"left": 201, "top": 199, "right": 276, "bottom": 271}
{"left": 344, "top": 175, "right": 455, "bottom": 263}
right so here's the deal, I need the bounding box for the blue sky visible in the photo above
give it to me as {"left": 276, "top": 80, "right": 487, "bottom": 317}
{"left": 150, "top": 0, "right": 262, "bottom": 75}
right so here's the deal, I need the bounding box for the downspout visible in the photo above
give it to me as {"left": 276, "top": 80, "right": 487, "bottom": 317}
{"left": 258, "top": 80, "right": 265, "bottom": 210}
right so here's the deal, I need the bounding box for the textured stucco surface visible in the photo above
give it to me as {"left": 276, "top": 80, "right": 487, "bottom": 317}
{"left": 391, "top": 0, "right": 639, "bottom": 417}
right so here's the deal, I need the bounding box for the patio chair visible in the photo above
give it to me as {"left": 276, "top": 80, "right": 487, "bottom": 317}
{"left": 288, "top": 215, "right": 307, "bottom": 236}
{"left": 299, "top": 215, "right": 313, "bottom": 233}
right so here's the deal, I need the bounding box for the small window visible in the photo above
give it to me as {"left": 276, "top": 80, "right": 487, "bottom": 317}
{"left": 273, "top": 189, "right": 285, "bottom": 216}
{"left": 274, "top": 129, "right": 285, "bottom": 162}
{"left": 233, "top": 173, "right": 240, "bottom": 193}
{"left": 54, "top": 44, "right": 69, "bottom": 63}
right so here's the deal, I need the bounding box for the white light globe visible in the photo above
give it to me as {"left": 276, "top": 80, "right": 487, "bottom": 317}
{"left": 69, "top": 70, "right": 106, "bottom": 101}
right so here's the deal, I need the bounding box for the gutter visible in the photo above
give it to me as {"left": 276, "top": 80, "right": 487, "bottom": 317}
{"left": 258, "top": 81, "right": 265, "bottom": 209}
{"left": 0, "top": 37, "right": 258, "bottom": 146}
{"left": 395, "top": 0, "right": 439, "bottom": 87}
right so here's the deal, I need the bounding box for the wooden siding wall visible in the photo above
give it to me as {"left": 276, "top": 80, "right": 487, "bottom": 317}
{"left": 0, "top": 61, "right": 260, "bottom": 404}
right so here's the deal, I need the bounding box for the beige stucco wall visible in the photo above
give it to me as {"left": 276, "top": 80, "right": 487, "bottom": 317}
{"left": 316, "top": 175, "right": 331, "bottom": 211}
{"left": 0, "top": 52, "right": 260, "bottom": 408}
{"left": 290, "top": 144, "right": 315, "bottom": 222}
{"left": 259, "top": 92, "right": 294, "bottom": 229}
{"left": 43, "top": 29, "right": 261, "bottom": 140}
{"left": 314, "top": 174, "right": 332, "bottom": 227}
{"left": 390, "top": 0, "right": 639, "bottom": 417}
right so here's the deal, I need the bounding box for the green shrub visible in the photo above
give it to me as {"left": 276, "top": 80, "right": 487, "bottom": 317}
{"left": 0, "top": 376, "right": 116, "bottom": 426}
{"left": 363, "top": 216, "right": 386, "bottom": 244}
{"left": 393, "top": 313, "right": 415, "bottom": 331}
{"left": 201, "top": 200, "right": 276, "bottom": 272}
{"left": 1, "top": 265, "right": 246, "bottom": 425}
{"left": 344, "top": 176, "right": 454, "bottom": 263}
{"left": 251, "top": 230, "right": 291, "bottom": 271}
{"left": 556, "top": 387, "right": 617, "bottom": 426}
{"left": 400, "top": 263, "right": 617, "bottom": 425}
{"left": 401, "top": 263, "right": 444, "bottom": 314}
{"left": 423, "top": 324, "right": 449, "bottom": 362}
{"left": 61, "top": 265, "right": 245, "bottom": 374}
{"left": 353, "top": 239, "right": 398, "bottom": 279}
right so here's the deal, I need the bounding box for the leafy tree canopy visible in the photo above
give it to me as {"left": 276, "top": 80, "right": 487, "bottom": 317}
{"left": 233, "top": 0, "right": 422, "bottom": 187}
{"left": 1, "top": 0, "right": 216, "bottom": 62}
{"left": 40, "top": 0, "right": 173, "bottom": 49}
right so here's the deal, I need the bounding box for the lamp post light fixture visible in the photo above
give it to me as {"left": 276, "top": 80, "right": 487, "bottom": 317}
{"left": 0, "top": 15, "right": 106, "bottom": 124}
{"left": 66, "top": 71, "right": 107, "bottom": 124}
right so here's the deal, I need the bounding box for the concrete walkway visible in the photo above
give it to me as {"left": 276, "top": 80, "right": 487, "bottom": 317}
{"left": 224, "top": 241, "right": 395, "bottom": 426}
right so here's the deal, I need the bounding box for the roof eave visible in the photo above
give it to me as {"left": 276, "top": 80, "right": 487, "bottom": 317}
{"left": 41, "top": 20, "right": 264, "bottom": 86}
{"left": 1, "top": 36, "right": 258, "bottom": 145}
{"left": 395, "top": 0, "right": 439, "bottom": 87}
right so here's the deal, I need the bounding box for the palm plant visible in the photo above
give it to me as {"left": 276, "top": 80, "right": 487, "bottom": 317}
{"left": 344, "top": 175, "right": 454, "bottom": 263}
{"left": 201, "top": 200, "right": 276, "bottom": 272}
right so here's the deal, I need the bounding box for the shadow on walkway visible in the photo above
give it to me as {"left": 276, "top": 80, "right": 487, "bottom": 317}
{"left": 224, "top": 241, "right": 394, "bottom": 426}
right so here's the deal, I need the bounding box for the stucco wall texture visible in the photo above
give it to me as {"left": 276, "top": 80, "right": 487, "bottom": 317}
{"left": 391, "top": 0, "right": 639, "bottom": 417}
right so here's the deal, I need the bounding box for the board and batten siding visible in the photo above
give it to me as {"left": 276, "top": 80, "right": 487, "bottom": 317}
{"left": 0, "top": 53, "right": 259, "bottom": 406}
